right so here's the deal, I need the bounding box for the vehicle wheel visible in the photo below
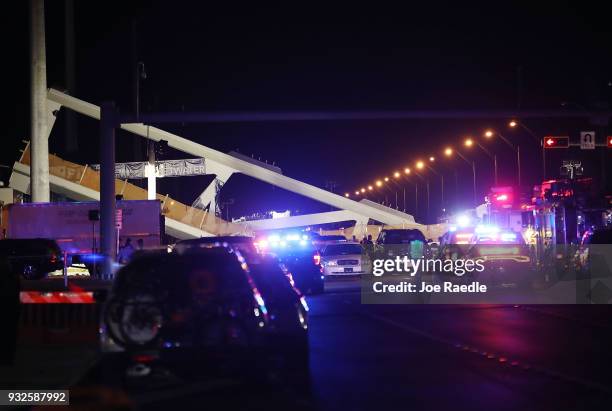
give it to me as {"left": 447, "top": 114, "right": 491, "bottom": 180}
{"left": 22, "top": 265, "right": 46, "bottom": 281}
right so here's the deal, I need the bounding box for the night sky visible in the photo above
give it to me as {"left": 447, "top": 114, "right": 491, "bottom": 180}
{"left": 6, "top": 1, "right": 612, "bottom": 221}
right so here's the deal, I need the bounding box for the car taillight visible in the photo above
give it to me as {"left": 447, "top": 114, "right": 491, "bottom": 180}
{"left": 49, "top": 253, "right": 57, "bottom": 263}
{"left": 313, "top": 253, "right": 321, "bottom": 266}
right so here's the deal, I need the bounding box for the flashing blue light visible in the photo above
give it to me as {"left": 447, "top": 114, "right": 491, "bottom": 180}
{"left": 449, "top": 226, "right": 457, "bottom": 232}
{"left": 254, "top": 293, "right": 268, "bottom": 315}
{"left": 80, "top": 253, "right": 104, "bottom": 263}
{"left": 501, "top": 232, "right": 517, "bottom": 242}
{"left": 457, "top": 214, "right": 471, "bottom": 227}
{"left": 300, "top": 296, "right": 309, "bottom": 312}
{"left": 475, "top": 225, "right": 499, "bottom": 234}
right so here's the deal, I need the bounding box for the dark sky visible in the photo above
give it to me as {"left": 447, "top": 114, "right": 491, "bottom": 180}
{"left": 6, "top": 1, "right": 612, "bottom": 220}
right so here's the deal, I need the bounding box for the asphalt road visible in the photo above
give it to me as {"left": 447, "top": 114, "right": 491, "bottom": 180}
{"left": 45, "top": 279, "right": 612, "bottom": 410}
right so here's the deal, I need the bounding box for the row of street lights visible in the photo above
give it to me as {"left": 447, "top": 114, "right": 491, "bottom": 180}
{"left": 344, "top": 120, "right": 540, "bottom": 219}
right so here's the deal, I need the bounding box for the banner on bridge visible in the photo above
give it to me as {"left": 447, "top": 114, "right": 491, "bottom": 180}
{"left": 91, "top": 158, "right": 206, "bottom": 179}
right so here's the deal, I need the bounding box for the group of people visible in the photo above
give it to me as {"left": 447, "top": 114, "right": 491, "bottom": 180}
{"left": 117, "top": 237, "right": 144, "bottom": 264}
{"left": 360, "top": 234, "right": 374, "bottom": 245}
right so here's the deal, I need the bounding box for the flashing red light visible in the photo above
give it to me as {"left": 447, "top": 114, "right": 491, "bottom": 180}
{"left": 496, "top": 194, "right": 508, "bottom": 201}
{"left": 608, "top": 136, "right": 612, "bottom": 148}
{"left": 490, "top": 191, "right": 513, "bottom": 209}
{"left": 313, "top": 253, "right": 321, "bottom": 266}
{"left": 543, "top": 136, "right": 569, "bottom": 148}
{"left": 133, "top": 354, "right": 156, "bottom": 363}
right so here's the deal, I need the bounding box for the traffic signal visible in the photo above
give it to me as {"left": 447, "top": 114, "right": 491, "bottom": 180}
{"left": 543, "top": 136, "right": 569, "bottom": 149}
{"left": 608, "top": 136, "right": 612, "bottom": 148}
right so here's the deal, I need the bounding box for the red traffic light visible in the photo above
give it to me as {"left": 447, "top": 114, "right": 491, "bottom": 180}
{"left": 608, "top": 136, "right": 612, "bottom": 148}
{"left": 543, "top": 136, "right": 569, "bottom": 149}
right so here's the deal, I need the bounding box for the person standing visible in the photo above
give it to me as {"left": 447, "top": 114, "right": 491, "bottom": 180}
{"left": 117, "top": 238, "right": 135, "bottom": 264}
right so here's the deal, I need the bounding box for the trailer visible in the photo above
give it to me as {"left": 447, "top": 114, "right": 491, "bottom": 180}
{"left": 1, "top": 200, "right": 163, "bottom": 274}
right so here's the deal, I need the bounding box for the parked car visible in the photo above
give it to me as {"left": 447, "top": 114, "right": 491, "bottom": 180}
{"left": 176, "top": 237, "right": 309, "bottom": 355}
{"left": 174, "top": 236, "right": 258, "bottom": 256}
{"left": 375, "top": 229, "right": 426, "bottom": 259}
{"left": 251, "top": 233, "right": 325, "bottom": 294}
{"left": 274, "top": 244, "right": 325, "bottom": 294}
{"left": 100, "top": 247, "right": 309, "bottom": 384}
{"left": 311, "top": 234, "right": 347, "bottom": 250}
{"left": 320, "top": 242, "right": 367, "bottom": 276}
{"left": 0, "top": 238, "right": 64, "bottom": 280}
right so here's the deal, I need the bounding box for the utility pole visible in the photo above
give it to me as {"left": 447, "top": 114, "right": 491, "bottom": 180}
{"left": 63, "top": 0, "right": 78, "bottom": 153}
{"left": 100, "top": 102, "right": 117, "bottom": 279}
{"left": 30, "top": 0, "right": 49, "bottom": 202}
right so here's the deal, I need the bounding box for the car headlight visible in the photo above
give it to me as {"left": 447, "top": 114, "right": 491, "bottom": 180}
{"left": 324, "top": 260, "right": 338, "bottom": 267}
{"left": 106, "top": 294, "right": 163, "bottom": 347}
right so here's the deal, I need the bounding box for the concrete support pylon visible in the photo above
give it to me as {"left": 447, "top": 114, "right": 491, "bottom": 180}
{"left": 30, "top": 0, "right": 50, "bottom": 202}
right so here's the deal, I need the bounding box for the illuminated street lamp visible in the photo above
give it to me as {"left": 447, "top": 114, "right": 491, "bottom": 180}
{"left": 368, "top": 185, "right": 373, "bottom": 191}
{"left": 508, "top": 119, "right": 543, "bottom": 180}
{"left": 446, "top": 148, "right": 477, "bottom": 206}
{"left": 344, "top": 193, "right": 350, "bottom": 198}
{"left": 376, "top": 180, "right": 383, "bottom": 187}
{"left": 465, "top": 136, "right": 497, "bottom": 185}
{"left": 444, "top": 147, "right": 453, "bottom": 157}
{"left": 429, "top": 156, "right": 435, "bottom": 162}
{"left": 394, "top": 171, "right": 401, "bottom": 178}
{"left": 404, "top": 167, "right": 411, "bottom": 174}
{"left": 360, "top": 188, "right": 366, "bottom": 193}
{"left": 355, "top": 191, "right": 360, "bottom": 196}
{"left": 384, "top": 177, "right": 389, "bottom": 182}
{"left": 416, "top": 160, "right": 425, "bottom": 170}
{"left": 484, "top": 129, "right": 521, "bottom": 187}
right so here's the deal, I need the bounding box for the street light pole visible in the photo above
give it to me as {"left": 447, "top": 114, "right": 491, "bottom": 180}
{"left": 472, "top": 140, "right": 497, "bottom": 186}
{"left": 492, "top": 131, "right": 521, "bottom": 187}
{"left": 455, "top": 150, "right": 477, "bottom": 206}
{"left": 426, "top": 163, "right": 444, "bottom": 210}
{"left": 510, "top": 121, "right": 542, "bottom": 181}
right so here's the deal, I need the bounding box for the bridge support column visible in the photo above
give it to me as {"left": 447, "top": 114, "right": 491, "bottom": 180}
{"left": 352, "top": 217, "right": 371, "bottom": 241}
{"left": 29, "top": 0, "right": 49, "bottom": 202}
{"left": 193, "top": 159, "right": 236, "bottom": 216}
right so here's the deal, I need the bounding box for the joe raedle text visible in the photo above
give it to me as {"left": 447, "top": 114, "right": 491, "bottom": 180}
{"left": 370, "top": 256, "right": 488, "bottom": 295}
{"left": 373, "top": 281, "right": 487, "bottom": 294}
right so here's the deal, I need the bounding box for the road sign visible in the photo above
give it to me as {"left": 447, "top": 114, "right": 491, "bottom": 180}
{"left": 115, "top": 209, "right": 123, "bottom": 229}
{"left": 543, "top": 136, "right": 569, "bottom": 149}
{"left": 580, "top": 131, "right": 596, "bottom": 149}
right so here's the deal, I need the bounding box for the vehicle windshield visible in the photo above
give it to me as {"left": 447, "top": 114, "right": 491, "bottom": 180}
{"left": 322, "top": 243, "right": 363, "bottom": 256}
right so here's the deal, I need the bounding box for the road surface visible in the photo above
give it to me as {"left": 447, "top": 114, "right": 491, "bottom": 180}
{"left": 8, "top": 279, "right": 612, "bottom": 410}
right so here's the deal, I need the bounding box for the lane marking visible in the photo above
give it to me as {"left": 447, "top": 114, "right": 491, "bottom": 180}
{"left": 362, "top": 311, "right": 612, "bottom": 394}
